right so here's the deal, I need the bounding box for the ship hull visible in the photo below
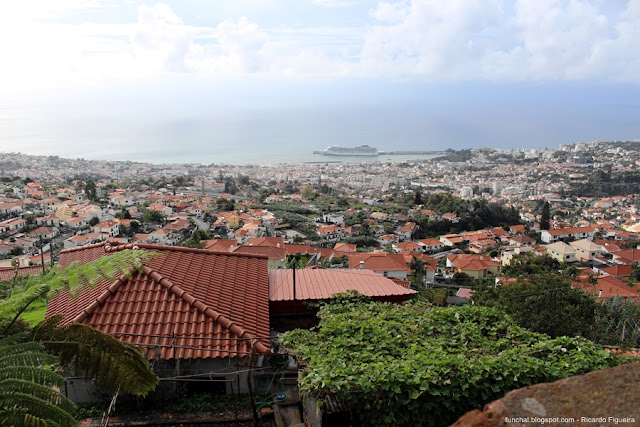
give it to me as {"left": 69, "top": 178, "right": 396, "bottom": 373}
{"left": 322, "top": 151, "right": 378, "bottom": 156}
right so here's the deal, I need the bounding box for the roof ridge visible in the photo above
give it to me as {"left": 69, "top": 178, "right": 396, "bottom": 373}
{"left": 140, "top": 265, "right": 270, "bottom": 354}
{"left": 60, "top": 240, "right": 107, "bottom": 255}
{"left": 103, "top": 240, "right": 269, "bottom": 259}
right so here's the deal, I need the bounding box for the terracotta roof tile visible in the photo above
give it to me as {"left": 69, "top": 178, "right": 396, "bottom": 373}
{"left": 46, "top": 241, "right": 271, "bottom": 359}
{"left": 0, "top": 265, "right": 44, "bottom": 282}
{"left": 347, "top": 253, "right": 410, "bottom": 272}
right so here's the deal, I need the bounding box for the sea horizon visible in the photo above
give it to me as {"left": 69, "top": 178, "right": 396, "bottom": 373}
{"left": 1, "top": 147, "right": 445, "bottom": 167}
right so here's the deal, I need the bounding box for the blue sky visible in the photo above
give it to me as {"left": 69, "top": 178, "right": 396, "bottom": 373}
{"left": 1, "top": 1, "right": 640, "bottom": 162}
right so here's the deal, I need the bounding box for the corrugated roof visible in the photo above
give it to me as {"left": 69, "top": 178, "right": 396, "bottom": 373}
{"left": 269, "top": 268, "right": 416, "bottom": 301}
{"left": 46, "top": 241, "right": 270, "bottom": 359}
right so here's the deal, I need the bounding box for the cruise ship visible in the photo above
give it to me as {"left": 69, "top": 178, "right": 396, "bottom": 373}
{"left": 320, "top": 145, "right": 379, "bottom": 156}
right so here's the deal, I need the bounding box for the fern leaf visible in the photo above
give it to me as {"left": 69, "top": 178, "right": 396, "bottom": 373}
{"left": 39, "top": 322, "right": 158, "bottom": 396}
{"left": 0, "top": 392, "right": 77, "bottom": 426}
{"left": 0, "top": 379, "right": 76, "bottom": 413}
{"left": 0, "top": 366, "right": 66, "bottom": 388}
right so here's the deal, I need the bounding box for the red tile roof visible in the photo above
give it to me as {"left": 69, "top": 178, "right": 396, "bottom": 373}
{"left": 545, "top": 226, "right": 594, "bottom": 236}
{"left": 246, "top": 237, "right": 285, "bottom": 247}
{"left": 613, "top": 248, "right": 640, "bottom": 264}
{"left": 46, "top": 241, "right": 270, "bottom": 359}
{"left": 231, "top": 245, "right": 287, "bottom": 260}
{"left": 269, "top": 268, "right": 416, "bottom": 301}
{"left": 283, "top": 244, "right": 335, "bottom": 260}
{"left": 0, "top": 265, "right": 44, "bottom": 282}
{"left": 394, "top": 241, "right": 422, "bottom": 251}
{"left": 574, "top": 275, "right": 639, "bottom": 300}
{"left": 601, "top": 264, "right": 633, "bottom": 278}
{"left": 202, "top": 239, "right": 237, "bottom": 252}
{"left": 347, "top": 253, "right": 410, "bottom": 272}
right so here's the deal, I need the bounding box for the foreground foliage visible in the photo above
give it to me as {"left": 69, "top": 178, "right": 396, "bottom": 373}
{"left": 471, "top": 274, "right": 596, "bottom": 338}
{"left": 281, "top": 301, "right": 621, "bottom": 426}
{"left": 0, "top": 250, "right": 159, "bottom": 427}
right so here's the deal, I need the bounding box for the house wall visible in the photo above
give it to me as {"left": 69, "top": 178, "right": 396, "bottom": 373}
{"left": 62, "top": 356, "right": 274, "bottom": 403}
{"left": 460, "top": 269, "right": 486, "bottom": 279}
{"left": 374, "top": 270, "right": 407, "bottom": 280}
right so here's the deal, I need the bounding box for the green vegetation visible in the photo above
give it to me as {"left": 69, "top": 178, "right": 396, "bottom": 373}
{"left": 141, "top": 208, "right": 166, "bottom": 224}
{"left": 592, "top": 296, "right": 640, "bottom": 348}
{"left": 500, "top": 253, "right": 564, "bottom": 277}
{"left": 411, "top": 194, "right": 520, "bottom": 238}
{"left": 18, "top": 300, "right": 46, "bottom": 326}
{"left": 540, "top": 201, "right": 550, "bottom": 230}
{"left": 472, "top": 275, "right": 595, "bottom": 338}
{"left": 84, "top": 179, "right": 97, "bottom": 201}
{"left": 569, "top": 169, "right": 640, "bottom": 197}
{"left": 0, "top": 250, "right": 159, "bottom": 426}
{"left": 281, "top": 298, "right": 620, "bottom": 426}
{"left": 181, "top": 229, "right": 212, "bottom": 249}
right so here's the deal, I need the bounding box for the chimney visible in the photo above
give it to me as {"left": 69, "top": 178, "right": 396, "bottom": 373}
{"left": 359, "top": 260, "right": 365, "bottom": 269}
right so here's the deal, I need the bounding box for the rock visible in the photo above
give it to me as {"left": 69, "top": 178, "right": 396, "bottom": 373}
{"left": 452, "top": 362, "right": 640, "bottom": 426}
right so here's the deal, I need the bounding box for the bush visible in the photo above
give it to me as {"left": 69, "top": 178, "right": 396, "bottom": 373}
{"left": 281, "top": 302, "right": 622, "bottom": 426}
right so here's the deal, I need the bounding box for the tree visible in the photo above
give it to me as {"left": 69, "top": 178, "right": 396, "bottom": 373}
{"left": 472, "top": 274, "right": 596, "bottom": 338}
{"left": 115, "top": 208, "right": 131, "bottom": 220}
{"left": 84, "top": 179, "right": 97, "bottom": 202}
{"left": 408, "top": 256, "right": 426, "bottom": 288}
{"left": 501, "top": 253, "right": 561, "bottom": 277}
{"left": 540, "top": 201, "right": 551, "bottom": 230}
{"left": 142, "top": 209, "right": 165, "bottom": 225}
{"left": 413, "top": 190, "right": 423, "bottom": 205}
{"left": 88, "top": 216, "right": 100, "bottom": 227}
{"left": 181, "top": 230, "right": 211, "bottom": 249}
{"left": 224, "top": 180, "right": 237, "bottom": 195}
{"left": 216, "top": 197, "right": 235, "bottom": 212}
{"left": 285, "top": 253, "right": 308, "bottom": 269}
{"left": 0, "top": 250, "right": 159, "bottom": 426}
{"left": 301, "top": 185, "right": 315, "bottom": 200}
{"left": 591, "top": 296, "right": 640, "bottom": 347}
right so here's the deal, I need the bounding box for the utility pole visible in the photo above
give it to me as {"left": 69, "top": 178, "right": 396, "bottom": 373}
{"left": 39, "top": 235, "right": 45, "bottom": 275}
{"left": 292, "top": 261, "right": 296, "bottom": 318}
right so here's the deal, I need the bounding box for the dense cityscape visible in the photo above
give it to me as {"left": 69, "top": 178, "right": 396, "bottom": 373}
{"left": 2, "top": 140, "right": 640, "bottom": 425}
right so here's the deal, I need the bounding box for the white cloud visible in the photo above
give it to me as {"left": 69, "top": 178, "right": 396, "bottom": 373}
{"left": 130, "top": 3, "right": 201, "bottom": 73}
{"left": 312, "top": 0, "right": 357, "bottom": 7}
{"left": 361, "top": 0, "right": 504, "bottom": 78}
{"left": 209, "top": 17, "right": 269, "bottom": 73}
{"left": 360, "top": 0, "right": 640, "bottom": 83}
{"left": 2, "top": 0, "right": 640, "bottom": 96}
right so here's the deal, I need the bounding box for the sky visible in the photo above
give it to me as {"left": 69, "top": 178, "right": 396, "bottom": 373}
{"left": 1, "top": 0, "right": 640, "bottom": 164}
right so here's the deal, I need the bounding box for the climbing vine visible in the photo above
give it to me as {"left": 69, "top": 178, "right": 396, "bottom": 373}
{"left": 281, "top": 301, "right": 622, "bottom": 426}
